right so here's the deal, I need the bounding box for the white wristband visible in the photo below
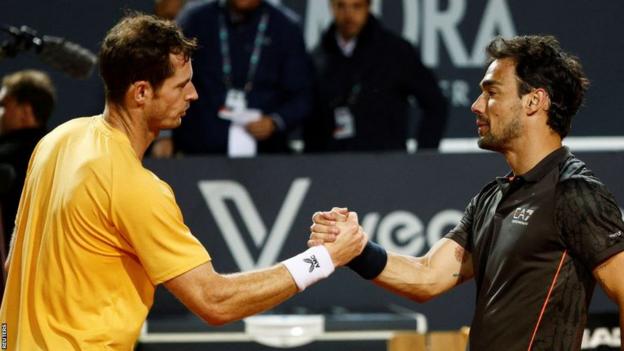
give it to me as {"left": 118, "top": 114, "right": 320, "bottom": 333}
{"left": 282, "top": 246, "right": 335, "bottom": 291}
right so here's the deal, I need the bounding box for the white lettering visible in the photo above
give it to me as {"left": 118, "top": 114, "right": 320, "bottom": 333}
{"left": 370, "top": 0, "right": 383, "bottom": 16}
{"left": 304, "top": 0, "right": 332, "bottom": 50}
{"left": 198, "top": 178, "right": 311, "bottom": 270}
{"left": 470, "top": 0, "right": 516, "bottom": 65}
{"left": 197, "top": 178, "right": 465, "bottom": 269}
{"left": 361, "top": 212, "right": 381, "bottom": 238}
{"left": 302, "top": 0, "right": 517, "bottom": 69}
{"left": 376, "top": 211, "right": 425, "bottom": 256}
{"left": 427, "top": 209, "right": 464, "bottom": 247}
{"left": 422, "top": 0, "right": 469, "bottom": 67}
{"left": 402, "top": 0, "right": 419, "bottom": 45}
{"left": 364, "top": 210, "right": 463, "bottom": 256}
{"left": 581, "top": 327, "right": 621, "bottom": 349}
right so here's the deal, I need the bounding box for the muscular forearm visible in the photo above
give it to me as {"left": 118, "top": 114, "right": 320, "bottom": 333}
{"left": 199, "top": 265, "right": 298, "bottom": 325}
{"left": 372, "top": 240, "right": 472, "bottom": 303}
{"left": 373, "top": 253, "right": 449, "bottom": 303}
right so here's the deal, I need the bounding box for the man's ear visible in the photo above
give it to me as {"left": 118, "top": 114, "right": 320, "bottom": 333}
{"left": 131, "top": 81, "right": 153, "bottom": 105}
{"left": 525, "top": 88, "right": 550, "bottom": 115}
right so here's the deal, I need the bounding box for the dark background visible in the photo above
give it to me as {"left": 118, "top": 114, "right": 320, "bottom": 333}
{"left": 144, "top": 151, "right": 624, "bottom": 330}
{"left": 2, "top": 0, "right": 623, "bottom": 140}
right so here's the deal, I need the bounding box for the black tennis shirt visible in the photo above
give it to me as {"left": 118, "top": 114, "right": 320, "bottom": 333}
{"left": 446, "top": 147, "right": 624, "bottom": 351}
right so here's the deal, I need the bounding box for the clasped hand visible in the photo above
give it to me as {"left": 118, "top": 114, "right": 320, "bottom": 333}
{"left": 308, "top": 207, "right": 367, "bottom": 267}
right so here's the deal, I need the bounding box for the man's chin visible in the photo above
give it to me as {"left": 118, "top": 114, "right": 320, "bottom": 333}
{"left": 477, "top": 137, "right": 495, "bottom": 151}
{"left": 164, "top": 118, "right": 182, "bottom": 130}
{"left": 478, "top": 137, "right": 507, "bottom": 153}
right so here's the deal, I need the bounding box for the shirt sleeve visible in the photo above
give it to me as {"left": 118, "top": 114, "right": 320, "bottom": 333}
{"left": 112, "top": 170, "right": 211, "bottom": 285}
{"left": 556, "top": 177, "right": 624, "bottom": 270}
{"left": 445, "top": 195, "right": 477, "bottom": 251}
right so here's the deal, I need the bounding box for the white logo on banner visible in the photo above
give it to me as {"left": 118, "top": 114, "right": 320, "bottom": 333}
{"left": 198, "top": 178, "right": 311, "bottom": 270}
{"left": 362, "top": 210, "right": 463, "bottom": 256}
{"left": 198, "top": 180, "right": 463, "bottom": 270}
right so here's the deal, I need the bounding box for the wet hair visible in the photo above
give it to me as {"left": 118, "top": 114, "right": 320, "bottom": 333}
{"left": 486, "top": 35, "right": 590, "bottom": 138}
{"left": 99, "top": 12, "right": 197, "bottom": 104}
{"left": 2, "top": 69, "right": 56, "bottom": 126}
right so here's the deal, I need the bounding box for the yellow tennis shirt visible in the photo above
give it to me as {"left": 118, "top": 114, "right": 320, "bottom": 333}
{"left": 0, "top": 116, "right": 211, "bottom": 350}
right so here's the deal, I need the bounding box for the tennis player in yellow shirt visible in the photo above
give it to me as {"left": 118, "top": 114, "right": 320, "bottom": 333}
{"left": 0, "top": 13, "right": 366, "bottom": 350}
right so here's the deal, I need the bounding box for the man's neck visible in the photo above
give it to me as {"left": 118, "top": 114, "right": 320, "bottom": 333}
{"left": 102, "top": 103, "right": 156, "bottom": 160}
{"left": 503, "top": 135, "right": 563, "bottom": 176}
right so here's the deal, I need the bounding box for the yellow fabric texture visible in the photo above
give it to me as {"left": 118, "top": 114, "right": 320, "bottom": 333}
{"left": 0, "top": 116, "right": 211, "bottom": 350}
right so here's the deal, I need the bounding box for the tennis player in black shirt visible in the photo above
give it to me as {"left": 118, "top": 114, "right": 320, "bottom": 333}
{"left": 309, "top": 35, "right": 624, "bottom": 351}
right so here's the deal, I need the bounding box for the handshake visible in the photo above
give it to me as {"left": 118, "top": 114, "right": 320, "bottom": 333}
{"left": 282, "top": 207, "right": 388, "bottom": 292}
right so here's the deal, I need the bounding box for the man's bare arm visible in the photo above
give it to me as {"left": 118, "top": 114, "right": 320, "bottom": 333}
{"left": 373, "top": 238, "right": 473, "bottom": 302}
{"left": 166, "top": 212, "right": 367, "bottom": 326}
{"left": 310, "top": 210, "right": 473, "bottom": 302}
{"left": 165, "top": 261, "right": 298, "bottom": 326}
{"left": 593, "top": 251, "right": 624, "bottom": 350}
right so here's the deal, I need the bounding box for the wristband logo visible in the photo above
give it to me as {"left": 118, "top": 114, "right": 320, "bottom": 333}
{"left": 303, "top": 255, "right": 320, "bottom": 273}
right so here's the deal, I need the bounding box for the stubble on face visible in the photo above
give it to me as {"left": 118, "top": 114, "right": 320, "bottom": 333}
{"left": 475, "top": 59, "right": 526, "bottom": 152}
{"left": 477, "top": 106, "right": 524, "bottom": 152}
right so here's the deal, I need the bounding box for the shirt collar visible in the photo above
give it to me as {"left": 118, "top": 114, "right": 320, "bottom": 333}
{"left": 496, "top": 146, "right": 570, "bottom": 185}
{"left": 335, "top": 33, "right": 358, "bottom": 57}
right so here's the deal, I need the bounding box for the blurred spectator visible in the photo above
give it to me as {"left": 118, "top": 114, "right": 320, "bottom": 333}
{"left": 304, "top": 0, "right": 448, "bottom": 152}
{"left": 0, "top": 70, "right": 54, "bottom": 292}
{"left": 152, "top": 0, "right": 313, "bottom": 157}
{"left": 154, "top": 0, "right": 186, "bottom": 20}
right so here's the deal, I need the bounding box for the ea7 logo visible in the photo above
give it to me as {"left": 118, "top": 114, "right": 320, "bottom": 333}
{"left": 198, "top": 178, "right": 311, "bottom": 271}
{"left": 512, "top": 207, "right": 534, "bottom": 226}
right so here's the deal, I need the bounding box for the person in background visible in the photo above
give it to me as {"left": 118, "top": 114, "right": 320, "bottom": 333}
{"left": 0, "top": 70, "right": 55, "bottom": 284}
{"left": 151, "top": 0, "right": 313, "bottom": 157}
{"left": 304, "top": 0, "right": 448, "bottom": 152}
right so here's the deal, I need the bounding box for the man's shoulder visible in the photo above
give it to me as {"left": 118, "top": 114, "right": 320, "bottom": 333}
{"left": 37, "top": 117, "right": 91, "bottom": 148}
{"left": 467, "top": 179, "right": 500, "bottom": 210}
{"left": 555, "top": 154, "right": 610, "bottom": 201}
{"left": 557, "top": 153, "right": 595, "bottom": 183}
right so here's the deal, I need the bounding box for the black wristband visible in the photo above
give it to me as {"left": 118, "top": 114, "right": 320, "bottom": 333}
{"left": 347, "top": 241, "right": 387, "bottom": 280}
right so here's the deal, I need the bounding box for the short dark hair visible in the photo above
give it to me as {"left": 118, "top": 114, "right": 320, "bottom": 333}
{"left": 99, "top": 12, "right": 197, "bottom": 104}
{"left": 486, "top": 35, "right": 589, "bottom": 138}
{"left": 2, "top": 70, "right": 56, "bottom": 126}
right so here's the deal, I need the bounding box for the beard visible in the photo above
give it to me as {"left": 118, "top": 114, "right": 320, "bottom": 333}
{"left": 478, "top": 113, "right": 523, "bottom": 152}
